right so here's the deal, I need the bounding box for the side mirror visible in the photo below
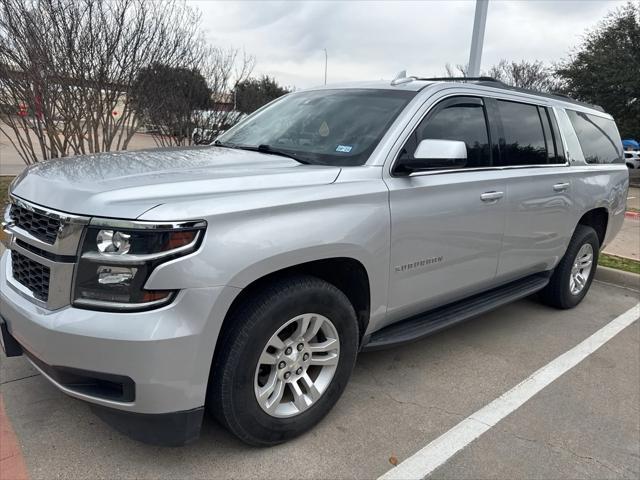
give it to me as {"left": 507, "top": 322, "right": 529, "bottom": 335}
{"left": 396, "top": 139, "right": 467, "bottom": 175}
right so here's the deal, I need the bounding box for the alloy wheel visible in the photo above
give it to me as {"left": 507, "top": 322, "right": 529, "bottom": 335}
{"left": 569, "top": 243, "right": 594, "bottom": 295}
{"left": 254, "top": 313, "right": 340, "bottom": 418}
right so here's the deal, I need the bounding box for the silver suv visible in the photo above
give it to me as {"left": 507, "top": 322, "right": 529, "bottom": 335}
{"left": 1, "top": 77, "right": 628, "bottom": 446}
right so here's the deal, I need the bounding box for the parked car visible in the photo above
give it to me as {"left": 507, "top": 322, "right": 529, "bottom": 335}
{"left": 625, "top": 150, "right": 640, "bottom": 169}
{"left": 1, "top": 77, "right": 628, "bottom": 447}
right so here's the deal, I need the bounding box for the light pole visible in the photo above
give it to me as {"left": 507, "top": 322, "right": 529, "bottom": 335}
{"left": 468, "top": 0, "right": 489, "bottom": 77}
{"left": 323, "top": 48, "right": 328, "bottom": 85}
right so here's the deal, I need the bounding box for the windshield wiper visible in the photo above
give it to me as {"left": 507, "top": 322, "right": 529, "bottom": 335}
{"left": 241, "top": 144, "right": 311, "bottom": 164}
{"left": 213, "top": 140, "right": 234, "bottom": 148}
{"left": 213, "top": 141, "right": 310, "bottom": 165}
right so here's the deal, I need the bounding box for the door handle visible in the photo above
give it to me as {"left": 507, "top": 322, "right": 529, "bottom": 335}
{"left": 480, "top": 191, "right": 504, "bottom": 202}
{"left": 553, "top": 182, "right": 570, "bottom": 192}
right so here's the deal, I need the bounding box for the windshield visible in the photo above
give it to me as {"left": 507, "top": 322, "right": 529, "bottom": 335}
{"left": 217, "top": 89, "right": 416, "bottom": 166}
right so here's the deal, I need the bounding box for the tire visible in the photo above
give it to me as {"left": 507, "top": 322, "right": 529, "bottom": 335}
{"left": 208, "top": 275, "right": 359, "bottom": 446}
{"left": 539, "top": 224, "right": 599, "bottom": 309}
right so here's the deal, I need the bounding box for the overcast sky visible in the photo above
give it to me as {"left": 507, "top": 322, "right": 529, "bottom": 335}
{"left": 190, "top": 0, "right": 626, "bottom": 89}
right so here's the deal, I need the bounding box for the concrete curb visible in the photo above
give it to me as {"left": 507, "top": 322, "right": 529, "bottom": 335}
{"left": 595, "top": 266, "right": 640, "bottom": 291}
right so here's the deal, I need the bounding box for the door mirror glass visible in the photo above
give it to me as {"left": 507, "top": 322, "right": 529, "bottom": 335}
{"left": 397, "top": 139, "right": 467, "bottom": 174}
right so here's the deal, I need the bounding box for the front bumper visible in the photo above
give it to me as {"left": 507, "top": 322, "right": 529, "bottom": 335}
{"left": 1, "top": 316, "right": 203, "bottom": 446}
{"left": 1, "top": 250, "right": 240, "bottom": 442}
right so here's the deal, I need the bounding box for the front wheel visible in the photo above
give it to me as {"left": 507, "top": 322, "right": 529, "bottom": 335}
{"left": 208, "top": 275, "right": 359, "bottom": 446}
{"left": 539, "top": 224, "right": 599, "bottom": 309}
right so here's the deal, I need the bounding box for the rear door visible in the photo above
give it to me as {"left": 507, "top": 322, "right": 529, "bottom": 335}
{"left": 384, "top": 96, "right": 507, "bottom": 323}
{"left": 487, "top": 98, "right": 574, "bottom": 282}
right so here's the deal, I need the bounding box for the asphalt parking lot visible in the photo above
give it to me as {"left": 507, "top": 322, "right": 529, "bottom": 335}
{"left": 1, "top": 279, "right": 638, "bottom": 479}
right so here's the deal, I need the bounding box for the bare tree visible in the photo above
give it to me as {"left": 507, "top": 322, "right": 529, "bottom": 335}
{"left": 443, "top": 59, "right": 558, "bottom": 92}
{"left": 444, "top": 63, "right": 468, "bottom": 77}
{"left": 0, "top": 0, "right": 208, "bottom": 164}
{"left": 197, "top": 46, "right": 254, "bottom": 141}
{"left": 487, "top": 59, "right": 558, "bottom": 92}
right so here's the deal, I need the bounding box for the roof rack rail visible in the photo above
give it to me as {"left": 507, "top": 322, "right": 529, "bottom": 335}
{"left": 415, "top": 76, "right": 502, "bottom": 83}
{"left": 548, "top": 91, "right": 573, "bottom": 99}
{"left": 416, "top": 76, "right": 604, "bottom": 112}
{"left": 545, "top": 91, "right": 603, "bottom": 111}
{"left": 474, "top": 81, "right": 605, "bottom": 112}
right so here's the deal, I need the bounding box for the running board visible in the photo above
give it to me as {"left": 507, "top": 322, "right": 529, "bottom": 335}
{"left": 362, "top": 272, "right": 551, "bottom": 351}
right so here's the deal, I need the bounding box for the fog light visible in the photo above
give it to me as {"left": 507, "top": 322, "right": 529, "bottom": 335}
{"left": 97, "top": 266, "right": 136, "bottom": 285}
{"left": 97, "top": 230, "right": 131, "bottom": 254}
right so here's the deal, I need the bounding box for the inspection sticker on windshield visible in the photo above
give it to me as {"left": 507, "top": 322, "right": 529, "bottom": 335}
{"left": 336, "top": 145, "right": 353, "bottom": 153}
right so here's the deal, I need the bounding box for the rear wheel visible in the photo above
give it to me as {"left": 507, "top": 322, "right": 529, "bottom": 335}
{"left": 539, "top": 225, "right": 599, "bottom": 309}
{"left": 208, "top": 275, "right": 359, "bottom": 446}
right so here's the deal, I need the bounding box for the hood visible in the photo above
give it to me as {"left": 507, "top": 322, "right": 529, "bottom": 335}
{"left": 11, "top": 146, "right": 341, "bottom": 218}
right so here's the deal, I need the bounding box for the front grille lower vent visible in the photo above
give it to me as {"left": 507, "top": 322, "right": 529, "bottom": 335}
{"left": 11, "top": 251, "right": 50, "bottom": 302}
{"left": 10, "top": 204, "right": 60, "bottom": 244}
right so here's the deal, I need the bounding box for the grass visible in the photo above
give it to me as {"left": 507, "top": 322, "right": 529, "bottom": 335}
{"left": 599, "top": 253, "right": 640, "bottom": 275}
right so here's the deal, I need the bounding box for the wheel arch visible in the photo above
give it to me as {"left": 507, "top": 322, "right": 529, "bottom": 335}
{"left": 215, "top": 256, "right": 372, "bottom": 359}
{"left": 576, "top": 207, "right": 608, "bottom": 247}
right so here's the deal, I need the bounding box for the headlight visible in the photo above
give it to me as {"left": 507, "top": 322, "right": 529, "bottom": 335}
{"left": 73, "top": 220, "right": 206, "bottom": 311}
{"left": 96, "top": 230, "right": 131, "bottom": 254}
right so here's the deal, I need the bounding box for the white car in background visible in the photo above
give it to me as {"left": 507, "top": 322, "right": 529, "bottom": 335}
{"left": 625, "top": 150, "right": 640, "bottom": 169}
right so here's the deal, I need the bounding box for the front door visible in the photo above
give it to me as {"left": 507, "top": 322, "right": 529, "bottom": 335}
{"left": 384, "top": 96, "right": 507, "bottom": 323}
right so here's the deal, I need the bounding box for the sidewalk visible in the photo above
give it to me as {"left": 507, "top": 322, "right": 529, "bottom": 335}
{"left": 603, "top": 186, "right": 640, "bottom": 261}
{"left": 627, "top": 186, "right": 640, "bottom": 211}
{"left": 604, "top": 215, "right": 640, "bottom": 260}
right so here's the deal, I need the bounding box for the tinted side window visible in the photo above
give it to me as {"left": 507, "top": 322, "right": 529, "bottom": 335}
{"left": 566, "top": 110, "right": 623, "bottom": 164}
{"left": 495, "top": 100, "right": 547, "bottom": 166}
{"left": 399, "top": 97, "right": 491, "bottom": 169}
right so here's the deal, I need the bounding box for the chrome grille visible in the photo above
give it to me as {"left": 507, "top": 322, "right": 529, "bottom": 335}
{"left": 10, "top": 250, "right": 51, "bottom": 302}
{"left": 10, "top": 204, "right": 60, "bottom": 244}
{"left": 4, "top": 196, "right": 89, "bottom": 310}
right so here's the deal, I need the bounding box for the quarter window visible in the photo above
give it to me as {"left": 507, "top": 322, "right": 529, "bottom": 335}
{"left": 495, "top": 100, "right": 548, "bottom": 166}
{"left": 398, "top": 97, "right": 491, "bottom": 169}
{"left": 566, "top": 110, "right": 623, "bottom": 164}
